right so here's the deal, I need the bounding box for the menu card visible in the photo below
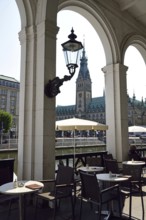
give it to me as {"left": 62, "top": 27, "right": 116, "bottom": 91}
{"left": 25, "top": 183, "right": 42, "bottom": 190}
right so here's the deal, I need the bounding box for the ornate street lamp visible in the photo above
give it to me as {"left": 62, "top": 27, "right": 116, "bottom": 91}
{"left": 45, "top": 28, "right": 83, "bottom": 98}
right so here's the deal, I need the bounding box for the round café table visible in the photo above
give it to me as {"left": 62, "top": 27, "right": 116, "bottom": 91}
{"left": 78, "top": 166, "right": 104, "bottom": 173}
{"left": 96, "top": 173, "right": 131, "bottom": 182}
{"left": 96, "top": 173, "right": 131, "bottom": 219}
{"left": 122, "top": 160, "right": 145, "bottom": 165}
{"left": 0, "top": 180, "right": 44, "bottom": 220}
{"left": 122, "top": 160, "right": 146, "bottom": 176}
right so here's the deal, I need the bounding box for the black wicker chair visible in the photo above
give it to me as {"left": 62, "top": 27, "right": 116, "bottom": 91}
{"left": 121, "top": 163, "right": 144, "bottom": 220}
{"left": 103, "top": 153, "right": 113, "bottom": 161}
{"left": 79, "top": 171, "right": 122, "bottom": 220}
{"left": 0, "top": 158, "right": 15, "bottom": 185}
{"left": 104, "top": 159, "right": 122, "bottom": 174}
{"left": 35, "top": 165, "right": 75, "bottom": 220}
{"left": 86, "top": 156, "right": 102, "bottom": 166}
{"left": 103, "top": 154, "right": 114, "bottom": 168}
{"left": 0, "top": 158, "right": 18, "bottom": 217}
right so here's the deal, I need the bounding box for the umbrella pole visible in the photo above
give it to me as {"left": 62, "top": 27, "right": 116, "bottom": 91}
{"left": 73, "top": 130, "right": 76, "bottom": 170}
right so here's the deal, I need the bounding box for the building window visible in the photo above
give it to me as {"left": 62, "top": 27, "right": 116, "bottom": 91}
{"left": 11, "top": 91, "right": 17, "bottom": 96}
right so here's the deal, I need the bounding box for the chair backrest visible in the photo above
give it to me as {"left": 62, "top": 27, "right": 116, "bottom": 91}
{"left": 104, "top": 159, "right": 120, "bottom": 173}
{"left": 0, "top": 158, "right": 15, "bottom": 186}
{"left": 103, "top": 154, "right": 113, "bottom": 167}
{"left": 122, "top": 164, "right": 142, "bottom": 182}
{"left": 80, "top": 171, "right": 100, "bottom": 203}
{"left": 86, "top": 156, "right": 102, "bottom": 166}
{"left": 56, "top": 165, "right": 74, "bottom": 185}
{"left": 58, "top": 159, "right": 64, "bottom": 166}
{"left": 128, "top": 147, "right": 141, "bottom": 161}
{"left": 55, "top": 165, "right": 74, "bottom": 197}
{"left": 103, "top": 153, "right": 113, "bottom": 160}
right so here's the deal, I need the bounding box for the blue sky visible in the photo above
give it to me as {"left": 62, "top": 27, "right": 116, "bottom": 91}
{"left": 1, "top": 0, "right": 146, "bottom": 106}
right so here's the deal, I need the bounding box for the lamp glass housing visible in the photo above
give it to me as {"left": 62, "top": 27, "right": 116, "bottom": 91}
{"left": 61, "top": 28, "right": 83, "bottom": 74}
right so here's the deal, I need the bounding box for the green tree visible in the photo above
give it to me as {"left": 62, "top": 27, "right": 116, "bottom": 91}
{"left": 0, "top": 110, "right": 13, "bottom": 133}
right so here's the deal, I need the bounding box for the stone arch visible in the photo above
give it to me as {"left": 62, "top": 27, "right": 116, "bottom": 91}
{"left": 121, "top": 34, "right": 146, "bottom": 65}
{"left": 13, "top": 0, "right": 130, "bottom": 177}
{"left": 16, "top": 0, "right": 121, "bottom": 65}
{"left": 58, "top": 0, "right": 120, "bottom": 65}
{"left": 15, "top": 0, "right": 33, "bottom": 27}
{"left": 15, "top": 0, "right": 58, "bottom": 27}
{"left": 57, "top": 1, "right": 129, "bottom": 161}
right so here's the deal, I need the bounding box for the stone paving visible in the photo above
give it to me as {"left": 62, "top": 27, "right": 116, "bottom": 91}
{"left": 122, "top": 184, "right": 146, "bottom": 220}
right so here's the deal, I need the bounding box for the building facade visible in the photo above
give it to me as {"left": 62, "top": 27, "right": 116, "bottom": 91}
{"left": 0, "top": 75, "right": 19, "bottom": 134}
{"left": 56, "top": 49, "right": 146, "bottom": 126}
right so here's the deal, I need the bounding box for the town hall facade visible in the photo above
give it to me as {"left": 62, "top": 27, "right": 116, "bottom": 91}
{"left": 56, "top": 47, "right": 146, "bottom": 127}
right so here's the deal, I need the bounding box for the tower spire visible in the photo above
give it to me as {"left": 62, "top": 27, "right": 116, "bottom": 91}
{"left": 82, "top": 35, "right": 86, "bottom": 59}
{"left": 76, "top": 35, "right": 92, "bottom": 116}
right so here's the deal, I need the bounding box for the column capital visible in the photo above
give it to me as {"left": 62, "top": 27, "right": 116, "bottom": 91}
{"left": 19, "top": 21, "right": 59, "bottom": 45}
{"left": 102, "top": 63, "right": 128, "bottom": 74}
{"left": 19, "top": 25, "right": 36, "bottom": 45}
{"left": 37, "top": 20, "right": 59, "bottom": 39}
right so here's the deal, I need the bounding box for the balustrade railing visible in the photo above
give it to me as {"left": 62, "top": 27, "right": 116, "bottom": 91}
{"left": 1, "top": 144, "right": 146, "bottom": 174}
{"left": 55, "top": 151, "right": 108, "bottom": 170}
{"left": 136, "top": 147, "right": 146, "bottom": 158}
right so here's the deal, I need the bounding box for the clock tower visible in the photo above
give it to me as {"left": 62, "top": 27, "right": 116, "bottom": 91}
{"left": 76, "top": 46, "right": 92, "bottom": 118}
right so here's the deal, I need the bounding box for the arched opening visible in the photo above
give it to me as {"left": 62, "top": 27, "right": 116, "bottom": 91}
{"left": 124, "top": 45, "right": 146, "bottom": 126}
{"left": 125, "top": 46, "right": 146, "bottom": 101}
{"left": 56, "top": 10, "right": 106, "bottom": 106}
{"left": 56, "top": 5, "right": 128, "bottom": 161}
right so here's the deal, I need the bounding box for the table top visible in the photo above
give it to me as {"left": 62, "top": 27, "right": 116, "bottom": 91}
{"left": 96, "top": 173, "right": 131, "bottom": 182}
{"left": 78, "top": 166, "right": 104, "bottom": 173}
{"left": 122, "top": 160, "right": 145, "bottom": 165}
{"left": 0, "top": 180, "right": 44, "bottom": 195}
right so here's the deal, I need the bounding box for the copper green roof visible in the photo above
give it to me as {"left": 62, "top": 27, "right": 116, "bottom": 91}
{"left": 128, "top": 97, "right": 146, "bottom": 108}
{"left": 88, "top": 97, "right": 105, "bottom": 108}
{"left": 56, "top": 94, "right": 146, "bottom": 117}
{"left": 56, "top": 105, "right": 76, "bottom": 115}
{"left": 56, "top": 96, "right": 105, "bottom": 114}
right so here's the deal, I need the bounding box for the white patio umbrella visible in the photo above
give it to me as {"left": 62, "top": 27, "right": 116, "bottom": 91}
{"left": 56, "top": 117, "right": 108, "bottom": 131}
{"left": 128, "top": 125, "right": 146, "bottom": 133}
{"left": 56, "top": 117, "right": 108, "bottom": 168}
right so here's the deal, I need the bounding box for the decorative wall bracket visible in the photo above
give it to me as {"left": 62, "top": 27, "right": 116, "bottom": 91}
{"left": 44, "top": 72, "right": 75, "bottom": 98}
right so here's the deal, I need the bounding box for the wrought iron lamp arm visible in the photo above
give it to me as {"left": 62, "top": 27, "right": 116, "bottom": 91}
{"left": 44, "top": 72, "right": 75, "bottom": 98}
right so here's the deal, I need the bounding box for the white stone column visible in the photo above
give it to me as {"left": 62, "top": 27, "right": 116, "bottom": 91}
{"left": 18, "top": 27, "right": 28, "bottom": 180}
{"left": 102, "top": 63, "right": 129, "bottom": 161}
{"left": 18, "top": 21, "right": 58, "bottom": 180}
{"left": 34, "top": 20, "right": 58, "bottom": 180}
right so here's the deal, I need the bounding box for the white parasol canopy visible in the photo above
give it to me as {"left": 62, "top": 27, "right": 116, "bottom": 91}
{"left": 56, "top": 117, "right": 108, "bottom": 169}
{"left": 128, "top": 125, "right": 146, "bottom": 133}
{"left": 56, "top": 117, "right": 108, "bottom": 131}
